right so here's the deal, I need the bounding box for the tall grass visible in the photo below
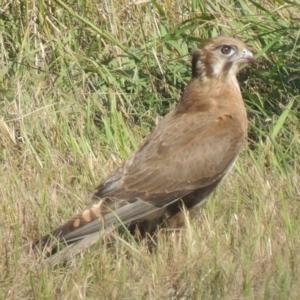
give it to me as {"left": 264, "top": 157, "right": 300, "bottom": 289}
{"left": 0, "top": 0, "right": 299, "bottom": 299}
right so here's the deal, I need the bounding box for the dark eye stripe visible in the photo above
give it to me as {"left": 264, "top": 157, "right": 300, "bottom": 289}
{"left": 223, "top": 61, "right": 233, "bottom": 73}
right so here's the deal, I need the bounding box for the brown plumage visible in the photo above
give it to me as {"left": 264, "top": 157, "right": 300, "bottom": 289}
{"left": 36, "top": 36, "right": 254, "bottom": 262}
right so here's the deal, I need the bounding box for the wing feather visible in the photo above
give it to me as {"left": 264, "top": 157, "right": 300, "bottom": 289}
{"left": 94, "top": 112, "right": 245, "bottom": 207}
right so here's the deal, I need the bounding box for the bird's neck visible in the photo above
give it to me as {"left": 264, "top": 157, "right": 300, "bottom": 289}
{"left": 175, "top": 76, "right": 248, "bottom": 133}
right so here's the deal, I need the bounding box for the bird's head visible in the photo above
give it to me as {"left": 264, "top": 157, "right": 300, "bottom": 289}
{"left": 192, "top": 36, "right": 254, "bottom": 80}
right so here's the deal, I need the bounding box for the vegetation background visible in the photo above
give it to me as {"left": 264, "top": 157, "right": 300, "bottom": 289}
{"left": 0, "top": 0, "right": 299, "bottom": 299}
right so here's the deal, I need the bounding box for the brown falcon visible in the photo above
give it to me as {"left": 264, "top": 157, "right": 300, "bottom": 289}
{"left": 36, "top": 36, "right": 254, "bottom": 261}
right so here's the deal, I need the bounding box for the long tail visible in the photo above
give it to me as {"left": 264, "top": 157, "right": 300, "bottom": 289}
{"left": 34, "top": 187, "right": 210, "bottom": 264}
{"left": 34, "top": 197, "right": 165, "bottom": 263}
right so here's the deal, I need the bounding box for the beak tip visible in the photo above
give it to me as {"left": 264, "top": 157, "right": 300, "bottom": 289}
{"left": 242, "top": 49, "right": 255, "bottom": 64}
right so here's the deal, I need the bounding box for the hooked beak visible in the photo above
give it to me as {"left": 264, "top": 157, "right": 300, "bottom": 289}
{"left": 240, "top": 48, "right": 255, "bottom": 63}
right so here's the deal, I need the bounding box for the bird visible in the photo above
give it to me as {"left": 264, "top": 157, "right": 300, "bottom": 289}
{"left": 35, "top": 36, "right": 254, "bottom": 262}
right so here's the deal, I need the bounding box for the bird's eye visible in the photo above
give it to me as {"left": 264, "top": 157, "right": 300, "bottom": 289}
{"left": 220, "top": 45, "right": 234, "bottom": 56}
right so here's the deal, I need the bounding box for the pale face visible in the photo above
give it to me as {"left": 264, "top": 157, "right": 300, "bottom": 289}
{"left": 192, "top": 36, "right": 254, "bottom": 80}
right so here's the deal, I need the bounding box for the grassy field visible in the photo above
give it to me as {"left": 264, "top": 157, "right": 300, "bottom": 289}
{"left": 1, "top": 0, "right": 300, "bottom": 299}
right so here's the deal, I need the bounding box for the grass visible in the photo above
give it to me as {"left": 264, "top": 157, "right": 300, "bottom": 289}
{"left": 0, "top": 0, "right": 300, "bottom": 299}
